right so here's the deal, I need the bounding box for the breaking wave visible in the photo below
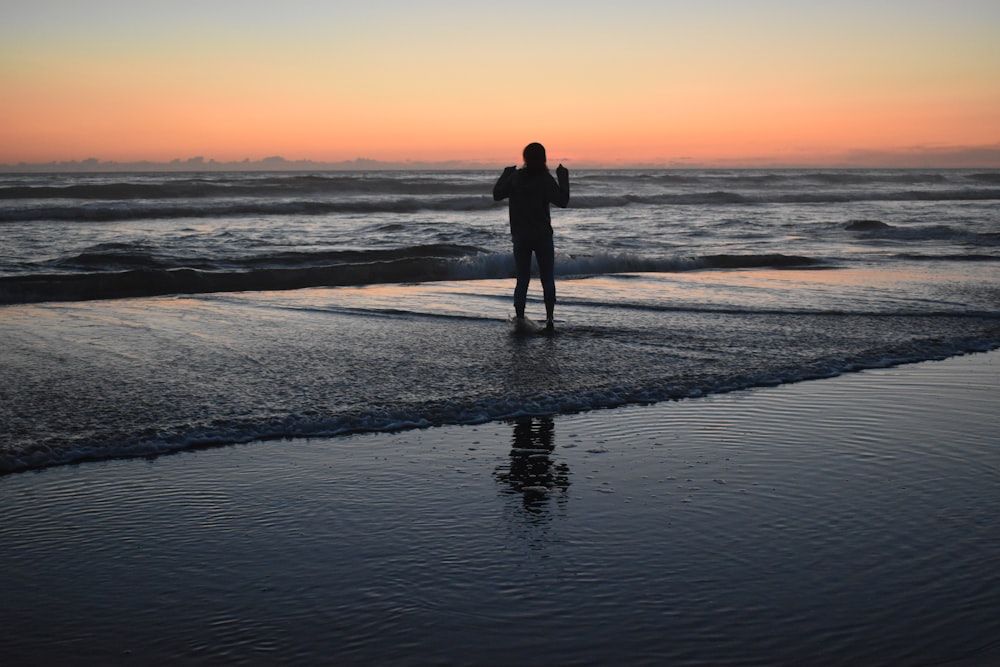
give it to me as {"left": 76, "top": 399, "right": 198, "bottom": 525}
{"left": 0, "top": 246, "right": 824, "bottom": 304}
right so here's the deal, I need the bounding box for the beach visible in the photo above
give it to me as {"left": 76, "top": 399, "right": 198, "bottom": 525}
{"left": 3, "top": 349, "right": 998, "bottom": 666}
{"left": 1, "top": 167, "right": 998, "bottom": 664}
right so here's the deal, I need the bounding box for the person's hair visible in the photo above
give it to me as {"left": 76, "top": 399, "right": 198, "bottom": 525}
{"left": 522, "top": 142, "right": 547, "bottom": 173}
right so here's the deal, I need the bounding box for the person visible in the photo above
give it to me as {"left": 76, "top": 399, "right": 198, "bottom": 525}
{"left": 493, "top": 143, "right": 570, "bottom": 331}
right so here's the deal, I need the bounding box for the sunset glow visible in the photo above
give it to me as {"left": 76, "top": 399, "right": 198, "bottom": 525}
{"left": 2, "top": 1, "right": 998, "bottom": 167}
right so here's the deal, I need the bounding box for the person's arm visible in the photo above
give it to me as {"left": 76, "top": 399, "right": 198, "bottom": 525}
{"left": 493, "top": 166, "right": 517, "bottom": 201}
{"left": 549, "top": 164, "right": 570, "bottom": 208}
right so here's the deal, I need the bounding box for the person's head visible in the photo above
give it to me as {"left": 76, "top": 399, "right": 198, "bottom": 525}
{"left": 522, "top": 142, "right": 547, "bottom": 172}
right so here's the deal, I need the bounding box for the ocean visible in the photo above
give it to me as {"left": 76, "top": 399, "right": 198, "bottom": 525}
{"left": 2, "top": 168, "right": 999, "bottom": 472}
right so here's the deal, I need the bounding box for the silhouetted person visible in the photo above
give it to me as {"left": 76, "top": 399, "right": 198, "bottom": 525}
{"left": 493, "top": 143, "right": 569, "bottom": 331}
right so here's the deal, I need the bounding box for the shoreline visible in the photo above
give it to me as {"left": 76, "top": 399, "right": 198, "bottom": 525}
{"left": 4, "top": 265, "right": 999, "bottom": 476}
{"left": 2, "top": 349, "right": 999, "bottom": 665}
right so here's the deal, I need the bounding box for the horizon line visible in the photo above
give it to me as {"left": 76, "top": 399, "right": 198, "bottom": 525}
{"left": 3, "top": 145, "right": 1000, "bottom": 172}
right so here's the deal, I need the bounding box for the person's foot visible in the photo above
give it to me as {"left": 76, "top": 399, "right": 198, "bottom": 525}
{"left": 545, "top": 319, "right": 554, "bottom": 332}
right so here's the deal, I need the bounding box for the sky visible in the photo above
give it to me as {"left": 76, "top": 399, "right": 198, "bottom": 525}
{"left": 2, "top": 0, "right": 999, "bottom": 167}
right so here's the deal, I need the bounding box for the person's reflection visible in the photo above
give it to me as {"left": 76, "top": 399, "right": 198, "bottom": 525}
{"left": 494, "top": 416, "right": 570, "bottom": 511}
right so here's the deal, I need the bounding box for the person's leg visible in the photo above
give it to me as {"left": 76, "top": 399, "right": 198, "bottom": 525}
{"left": 512, "top": 242, "right": 533, "bottom": 318}
{"left": 535, "top": 239, "right": 556, "bottom": 327}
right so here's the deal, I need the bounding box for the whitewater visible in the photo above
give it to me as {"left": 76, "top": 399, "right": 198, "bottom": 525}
{"left": 1, "top": 168, "right": 999, "bottom": 472}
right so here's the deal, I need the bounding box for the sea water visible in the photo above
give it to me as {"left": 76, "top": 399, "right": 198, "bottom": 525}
{"left": 1, "top": 168, "right": 999, "bottom": 471}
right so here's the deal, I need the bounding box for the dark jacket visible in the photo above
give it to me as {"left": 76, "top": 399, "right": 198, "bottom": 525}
{"left": 493, "top": 166, "right": 570, "bottom": 241}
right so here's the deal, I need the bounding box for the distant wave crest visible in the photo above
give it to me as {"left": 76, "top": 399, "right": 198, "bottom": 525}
{"left": 845, "top": 220, "right": 1000, "bottom": 245}
{"left": 3, "top": 172, "right": 999, "bottom": 223}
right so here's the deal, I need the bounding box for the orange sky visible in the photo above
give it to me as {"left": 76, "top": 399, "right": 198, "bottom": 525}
{"left": 2, "top": 1, "right": 999, "bottom": 167}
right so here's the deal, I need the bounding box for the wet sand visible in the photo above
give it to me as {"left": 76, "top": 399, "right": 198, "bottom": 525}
{"left": 2, "top": 350, "right": 998, "bottom": 666}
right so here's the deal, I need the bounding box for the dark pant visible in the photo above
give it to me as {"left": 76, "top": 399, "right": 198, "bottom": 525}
{"left": 513, "top": 237, "right": 555, "bottom": 312}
